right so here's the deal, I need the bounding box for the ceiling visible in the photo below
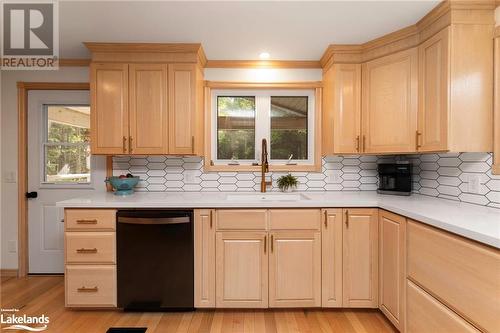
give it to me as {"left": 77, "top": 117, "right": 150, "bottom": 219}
{"left": 59, "top": 1, "right": 440, "bottom": 60}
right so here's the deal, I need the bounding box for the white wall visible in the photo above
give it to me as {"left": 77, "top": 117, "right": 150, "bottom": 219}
{"left": 204, "top": 68, "right": 322, "bottom": 82}
{"left": 0, "top": 67, "right": 91, "bottom": 269}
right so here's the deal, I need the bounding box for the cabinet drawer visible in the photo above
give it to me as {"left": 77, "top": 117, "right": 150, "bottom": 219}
{"left": 65, "top": 209, "right": 116, "bottom": 230}
{"left": 216, "top": 210, "right": 267, "bottom": 230}
{"left": 65, "top": 232, "right": 116, "bottom": 264}
{"left": 65, "top": 265, "right": 116, "bottom": 307}
{"left": 407, "top": 280, "right": 479, "bottom": 333}
{"left": 407, "top": 221, "right": 500, "bottom": 332}
{"left": 269, "top": 209, "right": 320, "bottom": 230}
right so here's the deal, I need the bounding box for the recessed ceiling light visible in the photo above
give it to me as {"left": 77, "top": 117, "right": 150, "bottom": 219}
{"left": 259, "top": 52, "right": 270, "bottom": 60}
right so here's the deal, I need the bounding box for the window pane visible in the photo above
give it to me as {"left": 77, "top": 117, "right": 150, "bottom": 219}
{"left": 270, "top": 96, "right": 308, "bottom": 160}
{"left": 47, "top": 106, "right": 90, "bottom": 143}
{"left": 45, "top": 144, "right": 91, "bottom": 183}
{"left": 217, "top": 96, "right": 255, "bottom": 160}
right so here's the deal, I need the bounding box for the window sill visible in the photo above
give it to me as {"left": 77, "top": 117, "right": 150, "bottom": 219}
{"left": 203, "top": 163, "right": 321, "bottom": 173}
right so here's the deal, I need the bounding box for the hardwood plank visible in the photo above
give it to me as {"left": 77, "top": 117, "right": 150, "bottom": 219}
{"left": 1, "top": 276, "right": 399, "bottom": 333}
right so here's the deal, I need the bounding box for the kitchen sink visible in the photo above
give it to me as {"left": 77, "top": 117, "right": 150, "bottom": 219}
{"left": 225, "top": 193, "right": 311, "bottom": 202}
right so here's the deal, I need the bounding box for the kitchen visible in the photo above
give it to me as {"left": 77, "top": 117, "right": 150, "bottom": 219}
{"left": 1, "top": 1, "right": 499, "bottom": 332}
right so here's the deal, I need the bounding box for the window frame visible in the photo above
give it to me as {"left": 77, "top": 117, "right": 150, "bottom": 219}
{"left": 40, "top": 104, "right": 93, "bottom": 187}
{"left": 206, "top": 85, "right": 321, "bottom": 172}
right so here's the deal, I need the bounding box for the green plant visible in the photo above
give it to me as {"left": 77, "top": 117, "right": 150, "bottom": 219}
{"left": 276, "top": 174, "right": 298, "bottom": 192}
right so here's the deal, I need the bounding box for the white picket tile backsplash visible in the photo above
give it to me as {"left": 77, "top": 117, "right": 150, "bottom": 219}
{"left": 113, "top": 152, "right": 499, "bottom": 208}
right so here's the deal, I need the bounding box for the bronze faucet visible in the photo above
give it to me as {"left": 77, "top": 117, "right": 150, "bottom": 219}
{"left": 260, "top": 139, "right": 272, "bottom": 192}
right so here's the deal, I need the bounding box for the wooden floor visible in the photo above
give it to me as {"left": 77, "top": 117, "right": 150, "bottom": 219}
{"left": 1, "top": 276, "right": 397, "bottom": 333}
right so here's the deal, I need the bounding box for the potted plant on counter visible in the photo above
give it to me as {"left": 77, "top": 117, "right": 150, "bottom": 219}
{"left": 277, "top": 174, "right": 298, "bottom": 192}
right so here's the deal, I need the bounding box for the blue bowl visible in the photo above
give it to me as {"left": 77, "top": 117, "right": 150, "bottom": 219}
{"left": 106, "top": 176, "right": 140, "bottom": 195}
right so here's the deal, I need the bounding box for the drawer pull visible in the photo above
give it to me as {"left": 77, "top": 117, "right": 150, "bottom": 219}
{"left": 77, "top": 286, "right": 98, "bottom": 293}
{"left": 76, "top": 248, "right": 98, "bottom": 254}
{"left": 76, "top": 219, "right": 98, "bottom": 224}
{"left": 324, "top": 210, "right": 328, "bottom": 228}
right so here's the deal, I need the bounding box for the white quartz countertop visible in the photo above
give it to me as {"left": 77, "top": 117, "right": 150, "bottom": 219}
{"left": 57, "top": 192, "right": 500, "bottom": 249}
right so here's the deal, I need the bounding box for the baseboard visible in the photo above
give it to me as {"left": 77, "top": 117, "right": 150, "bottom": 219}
{"left": 1, "top": 269, "right": 18, "bottom": 277}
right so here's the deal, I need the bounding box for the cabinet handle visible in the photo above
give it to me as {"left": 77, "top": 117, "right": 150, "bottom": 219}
{"left": 356, "top": 136, "right": 360, "bottom": 152}
{"left": 129, "top": 136, "right": 133, "bottom": 153}
{"left": 191, "top": 136, "right": 195, "bottom": 154}
{"left": 76, "top": 248, "right": 97, "bottom": 254}
{"left": 76, "top": 219, "right": 98, "bottom": 224}
{"left": 416, "top": 131, "right": 422, "bottom": 150}
{"left": 122, "top": 136, "right": 127, "bottom": 153}
{"left": 324, "top": 210, "right": 328, "bottom": 228}
{"left": 209, "top": 210, "right": 213, "bottom": 229}
{"left": 345, "top": 210, "right": 349, "bottom": 228}
{"left": 264, "top": 235, "right": 267, "bottom": 253}
{"left": 77, "top": 286, "right": 98, "bottom": 293}
{"left": 362, "top": 135, "right": 366, "bottom": 152}
{"left": 271, "top": 234, "right": 274, "bottom": 253}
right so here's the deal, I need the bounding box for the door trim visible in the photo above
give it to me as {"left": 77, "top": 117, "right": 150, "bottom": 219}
{"left": 17, "top": 82, "right": 90, "bottom": 277}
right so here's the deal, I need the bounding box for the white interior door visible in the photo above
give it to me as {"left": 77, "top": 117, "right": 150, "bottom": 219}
{"left": 28, "top": 90, "right": 106, "bottom": 274}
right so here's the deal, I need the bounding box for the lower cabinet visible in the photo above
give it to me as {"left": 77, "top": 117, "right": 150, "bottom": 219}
{"left": 194, "top": 209, "right": 216, "bottom": 308}
{"left": 215, "top": 231, "right": 268, "bottom": 308}
{"left": 321, "top": 209, "right": 343, "bottom": 307}
{"left": 379, "top": 210, "right": 406, "bottom": 330}
{"left": 342, "top": 208, "right": 379, "bottom": 308}
{"left": 406, "top": 280, "right": 480, "bottom": 333}
{"left": 65, "top": 265, "right": 117, "bottom": 307}
{"left": 269, "top": 231, "right": 321, "bottom": 307}
{"left": 64, "top": 209, "right": 117, "bottom": 308}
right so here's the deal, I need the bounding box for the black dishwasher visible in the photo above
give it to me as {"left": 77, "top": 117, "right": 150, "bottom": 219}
{"left": 117, "top": 209, "right": 194, "bottom": 311}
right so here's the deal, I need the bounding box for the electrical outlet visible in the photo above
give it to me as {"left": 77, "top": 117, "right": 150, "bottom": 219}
{"left": 7, "top": 240, "right": 17, "bottom": 253}
{"left": 468, "top": 174, "right": 480, "bottom": 194}
{"left": 183, "top": 171, "right": 196, "bottom": 184}
{"left": 3, "top": 171, "right": 17, "bottom": 183}
{"left": 327, "top": 170, "right": 342, "bottom": 183}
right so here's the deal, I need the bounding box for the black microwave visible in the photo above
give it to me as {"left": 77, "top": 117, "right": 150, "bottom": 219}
{"left": 377, "top": 162, "right": 412, "bottom": 196}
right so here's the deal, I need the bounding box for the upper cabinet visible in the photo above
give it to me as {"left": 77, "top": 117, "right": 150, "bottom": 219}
{"left": 323, "top": 64, "right": 362, "bottom": 155}
{"left": 90, "top": 63, "right": 129, "bottom": 155}
{"left": 362, "top": 49, "right": 418, "bottom": 154}
{"left": 129, "top": 64, "right": 168, "bottom": 155}
{"left": 322, "top": 2, "right": 495, "bottom": 155}
{"left": 86, "top": 43, "right": 206, "bottom": 155}
{"left": 417, "top": 27, "right": 449, "bottom": 152}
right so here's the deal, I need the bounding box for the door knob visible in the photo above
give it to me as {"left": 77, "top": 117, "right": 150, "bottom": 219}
{"left": 25, "top": 191, "right": 38, "bottom": 199}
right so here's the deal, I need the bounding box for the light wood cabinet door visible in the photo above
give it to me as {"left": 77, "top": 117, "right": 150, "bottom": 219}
{"left": 168, "top": 63, "right": 196, "bottom": 155}
{"left": 216, "top": 232, "right": 268, "bottom": 308}
{"left": 321, "top": 209, "right": 343, "bottom": 307}
{"left": 342, "top": 208, "right": 378, "bottom": 308}
{"left": 379, "top": 210, "right": 406, "bottom": 331}
{"left": 194, "top": 209, "right": 215, "bottom": 308}
{"left": 333, "top": 64, "right": 362, "bottom": 154}
{"left": 418, "top": 27, "right": 450, "bottom": 152}
{"left": 129, "top": 64, "right": 168, "bottom": 154}
{"left": 269, "top": 231, "right": 321, "bottom": 307}
{"left": 406, "top": 280, "right": 480, "bottom": 333}
{"left": 362, "top": 49, "right": 418, "bottom": 153}
{"left": 90, "top": 63, "right": 129, "bottom": 154}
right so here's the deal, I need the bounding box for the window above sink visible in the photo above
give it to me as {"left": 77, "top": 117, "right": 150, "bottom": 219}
{"left": 204, "top": 82, "right": 322, "bottom": 172}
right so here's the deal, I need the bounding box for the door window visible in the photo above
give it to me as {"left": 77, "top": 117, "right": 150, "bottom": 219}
{"left": 43, "top": 105, "right": 91, "bottom": 184}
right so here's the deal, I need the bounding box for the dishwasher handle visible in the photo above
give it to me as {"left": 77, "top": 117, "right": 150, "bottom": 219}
{"left": 117, "top": 216, "right": 190, "bottom": 225}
